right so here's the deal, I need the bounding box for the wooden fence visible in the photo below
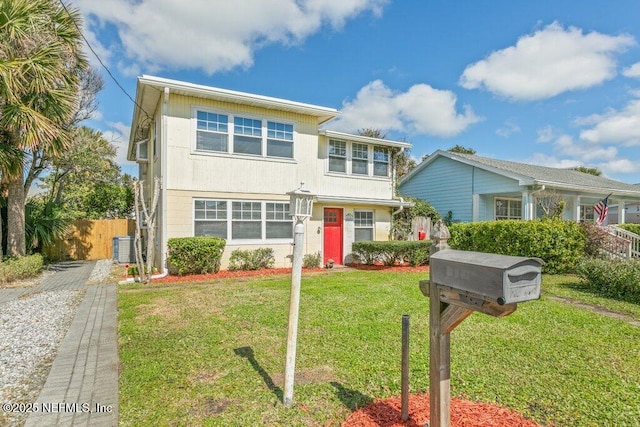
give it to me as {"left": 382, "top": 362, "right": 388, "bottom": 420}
{"left": 43, "top": 219, "right": 136, "bottom": 261}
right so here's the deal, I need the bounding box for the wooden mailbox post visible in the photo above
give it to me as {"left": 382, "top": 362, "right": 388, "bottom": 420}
{"left": 421, "top": 249, "right": 543, "bottom": 427}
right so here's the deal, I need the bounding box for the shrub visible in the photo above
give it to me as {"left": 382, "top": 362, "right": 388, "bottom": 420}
{"left": 303, "top": 252, "right": 322, "bottom": 269}
{"left": 167, "top": 237, "right": 225, "bottom": 276}
{"left": 449, "top": 219, "right": 585, "bottom": 273}
{"left": 229, "top": 248, "right": 274, "bottom": 271}
{"left": 576, "top": 258, "right": 640, "bottom": 303}
{"left": 0, "top": 254, "right": 44, "bottom": 283}
{"left": 391, "top": 197, "right": 440, "bottom": 240}
{"left": 351, "top": 240, "right": 432, "bottom": 266}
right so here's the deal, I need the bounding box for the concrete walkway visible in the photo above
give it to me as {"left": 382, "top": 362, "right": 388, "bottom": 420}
{"left": 8, "top": 261, "right": 119, "bottom": 427}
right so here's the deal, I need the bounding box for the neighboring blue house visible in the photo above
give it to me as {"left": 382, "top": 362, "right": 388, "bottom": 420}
{"left": 398, "top": 150, "right": 640, "bottom": 224}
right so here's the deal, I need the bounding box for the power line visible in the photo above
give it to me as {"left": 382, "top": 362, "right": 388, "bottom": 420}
{"left": 57, "top": 0, "right": 151, "bottom": 120}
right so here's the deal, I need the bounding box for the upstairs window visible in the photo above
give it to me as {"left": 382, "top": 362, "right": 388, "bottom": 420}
{"left": 352, "top": 143, "right": 369, "bottom": 175}
{"left": 373, "top": 147, "right": 389, "bottom": 177}
{"left": 196, "top": 111, "right": 228, "bottom": 152}
{"left": 233, "top": 117, "right": 262, "bottom": 155}
{"left": 267, "top": 121, "right": 294, "bottom": 158}
{"left": 329, "top": 140, "right": 347, "bottom": 173}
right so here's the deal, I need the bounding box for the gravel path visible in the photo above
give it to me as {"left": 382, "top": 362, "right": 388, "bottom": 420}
{"left": 0, "top": 260, "right": 114, "bottom": 426}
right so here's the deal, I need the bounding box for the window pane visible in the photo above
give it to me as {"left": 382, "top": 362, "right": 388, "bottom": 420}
{"left": 329, "top": 140, "right": 346, "bottom": 156}
{"left": 373, "top": 162, "right": 388, "bottom": 176}
{"left": 232, "top": 221, "right": 261, "bottom": 239}
{"left": 355, "top": 228, "right": 373, "bottom": 241}
{"left": 267, "top": 121, "right": 293, "bottom": 140}
{"left": 267, "top": 139, "right": 293, "bottom": 158}
{"left": 266, "top": 221, "right": 293, "bottom": 239}
{"left": 234, "top": 117, "right": 262, "bottom": 136}
{"left": 352, "top": 159, "right": 368, "bottom": 175}
{"left": 234, "top": 135, "right": 262, "bottom": 155}
{"left": 197, "top": 131, "right": 228, "bottom": 152}
{"left": 354, "top": 211, "right": 373, "bottom": 227}
{"left": 374, "top": 147, "right": 389, "bottom": 162}
{"left": 195, "top": 221, "right": 227, "bottom": 238}
{"left": 352, "top": 143, "right": 368, "bottom": 160}
{"left": 329, "top": 157, "right": 346, "bottom": 173}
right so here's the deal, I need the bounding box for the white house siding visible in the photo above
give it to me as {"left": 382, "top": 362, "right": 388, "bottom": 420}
{"left": 165, "top": 189, "right": 392, "bottom": 268}
{"left": 164, "top": 94, "right": 322, "bottom": 195}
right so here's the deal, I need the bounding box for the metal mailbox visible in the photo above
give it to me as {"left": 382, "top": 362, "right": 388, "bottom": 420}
{"left": 429, "top": 249, "right": 543, "bottom": 305}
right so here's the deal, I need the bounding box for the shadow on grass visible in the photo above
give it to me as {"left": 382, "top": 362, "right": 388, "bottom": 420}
{"left": 233, "top": 346, "right": 283, "bottom": 401}
{"left": 330, "top": 381, "right": 373, "bottom": 411}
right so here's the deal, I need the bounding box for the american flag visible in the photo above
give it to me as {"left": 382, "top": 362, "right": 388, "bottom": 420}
{"left": 594, "top": 194, "right": 611, "bottom": 225}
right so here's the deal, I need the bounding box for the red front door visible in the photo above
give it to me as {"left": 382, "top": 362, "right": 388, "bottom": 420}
{"left": 323, "top": 208, "right": 343, "bottom": 265}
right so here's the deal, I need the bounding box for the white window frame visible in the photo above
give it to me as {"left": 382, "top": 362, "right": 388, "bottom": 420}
{"left": 351, "top": 143, "right": 369, "bottom": 175}
{"left": 193, "top": 198, "right": 293, "bottom": 243}
{"left": 354, "top": 210, "right": 374, "bottom": 241}
{"left": 327, "top": 139, "right": 391, "bottom": 178}
{"left": 193, "top": 107, "right": 296, "bottom": 161}
{"left": 495, "top": 197, "right": 522, "bottom": 220}
{"left": 328, "top": 140, "right": 347, "bottom": 173}
{"left": 373, "top": 146, "right": 389, "bottom": 177}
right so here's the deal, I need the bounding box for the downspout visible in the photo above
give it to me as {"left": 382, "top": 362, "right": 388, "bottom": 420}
{"left": 156, "top": 86, "right": 170, "bottom": 279}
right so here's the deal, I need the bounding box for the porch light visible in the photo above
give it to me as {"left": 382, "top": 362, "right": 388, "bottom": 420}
{"left": 283, "top": 183, "right": 315, "bottom": 407}
{"left": 287, "top": 183, "right": 315, "bottom": 220}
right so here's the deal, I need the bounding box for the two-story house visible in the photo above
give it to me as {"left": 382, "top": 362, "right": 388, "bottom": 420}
{"left": 127, "top": 76, "right": 410, "bottom": 271}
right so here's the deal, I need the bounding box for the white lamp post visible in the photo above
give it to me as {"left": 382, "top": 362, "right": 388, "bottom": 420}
{"left": 283, "top": 183, "right": 315, "bottom": 407}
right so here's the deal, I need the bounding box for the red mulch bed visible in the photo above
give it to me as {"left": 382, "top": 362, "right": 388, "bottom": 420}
{"left": 143, "top": 264, "right": 429, "bottom": 284}
{"left": 342, "top": 393, "right": 541, "bottom": 427}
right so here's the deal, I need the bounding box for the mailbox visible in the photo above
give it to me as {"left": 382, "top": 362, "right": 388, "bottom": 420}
{"left": 429, "top": 249, "right": 543, "bottom": 305}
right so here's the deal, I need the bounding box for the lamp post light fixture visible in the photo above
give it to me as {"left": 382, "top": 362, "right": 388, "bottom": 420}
{"left": 283, "top": 183, "right": 315, "bottom": 407}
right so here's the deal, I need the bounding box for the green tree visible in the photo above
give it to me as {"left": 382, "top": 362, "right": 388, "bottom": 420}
{"left": 39, "top": 127, "right": 133, "bottom": 219}
{"left": 0, "top": 0, "right": 88, "bottom": 256}
{"left": 391, "top": 197, "right": 441, "bottom": 240}
{"left": 448, "top": 145, "right": 476, "bottom": 155}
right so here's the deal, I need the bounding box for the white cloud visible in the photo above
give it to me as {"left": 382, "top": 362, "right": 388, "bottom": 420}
{"left": 578, "top": 99, "right": 640, "bottom": 146}
{"left": 329, "top": 80, "right": 481, "bottom": 137}
{"left": 536, "top": 125, "right": 555, "bottom": 142}
{"left": 622, "top": 62, "right": 640, "bottom": 78}
{"left": 76, "top": 0, "right": 388, "bottom": 75}
{"left": 102, "top": 122, "right": 135, "bottom": 169}
{"left": 459, "top": 22, "right": 635, "bottom": 100}
{"left": 495, "top": 121, "right": 520, "bottom": 138}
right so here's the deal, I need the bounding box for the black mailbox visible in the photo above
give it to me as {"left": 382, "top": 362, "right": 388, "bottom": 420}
{"left": 429, "top": 249, "right": 543, "bottom": 305}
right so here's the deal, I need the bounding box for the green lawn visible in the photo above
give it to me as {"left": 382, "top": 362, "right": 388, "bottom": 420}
{"left": 118, "top": 271, "right": 640, "bottom": 426}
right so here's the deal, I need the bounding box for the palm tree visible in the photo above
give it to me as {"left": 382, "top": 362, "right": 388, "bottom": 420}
{"left": 0, "top": 0, "right": 88, "bottom": 257}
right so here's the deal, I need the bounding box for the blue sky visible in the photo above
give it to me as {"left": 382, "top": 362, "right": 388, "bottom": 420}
{"left": 74, "top": 0, "right": 640, "bottom": 183}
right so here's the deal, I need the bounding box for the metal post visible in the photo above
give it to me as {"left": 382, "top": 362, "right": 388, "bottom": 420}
{"left": 401, "top": 314, "right": 410, "bottom": 421}
{"left": 283, "top": 219, "right": 305, "bottom": 406}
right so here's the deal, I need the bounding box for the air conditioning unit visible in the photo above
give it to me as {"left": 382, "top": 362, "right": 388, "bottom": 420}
{"left": 112, "top": 236, "right": 137, "bottom": 263}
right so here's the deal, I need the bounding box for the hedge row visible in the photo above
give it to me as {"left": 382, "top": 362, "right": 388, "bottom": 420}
{"left": 448, "top": 219, "right": 585, "bottom": 273}
{"left": 576, "top": 258, "right": 640, "bottom": 303}
{"left": 167, "top": 237, "right": 225, "bottom": 275}
{"left": 351, "top": 240, "right": 432, "bottom": 266}
{"left": 229, "top": 248, "right": 274, "bottom": 271}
